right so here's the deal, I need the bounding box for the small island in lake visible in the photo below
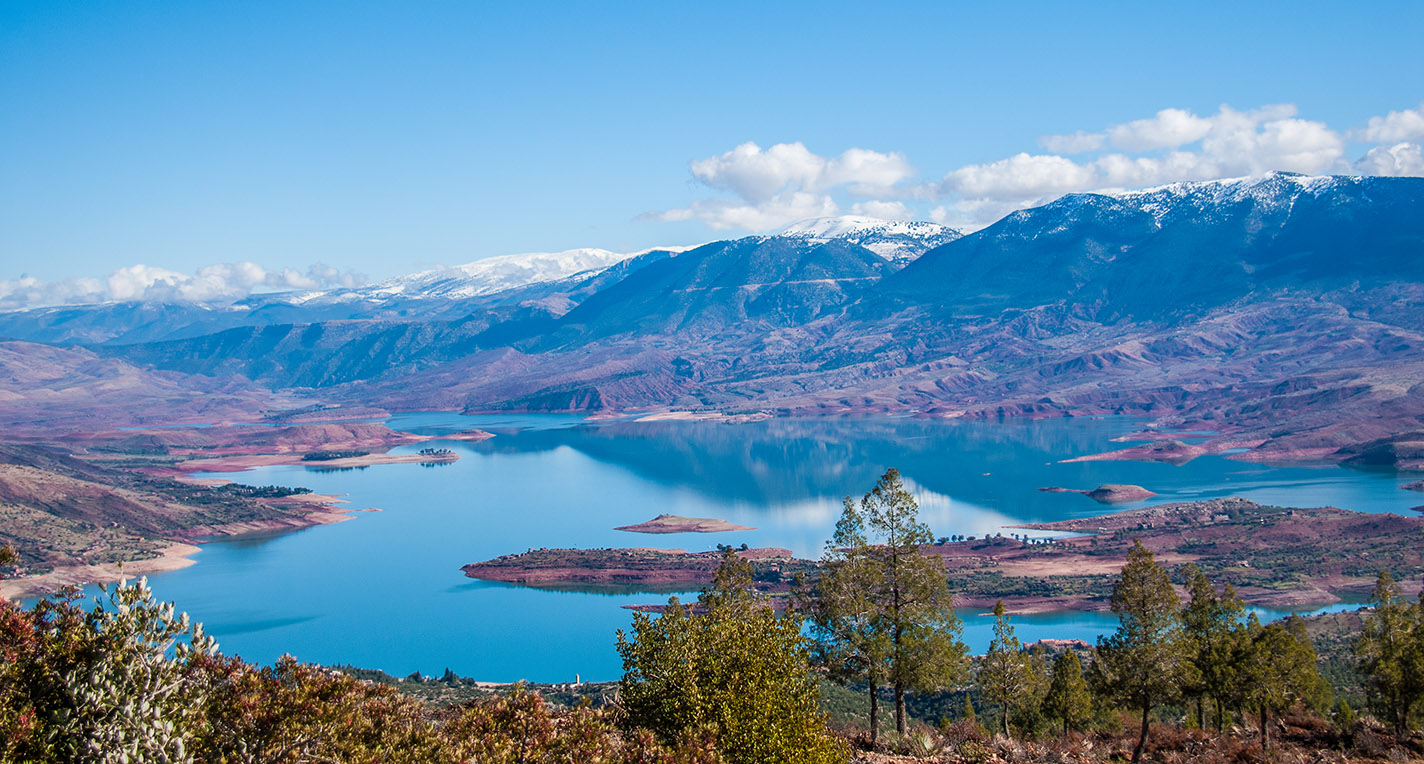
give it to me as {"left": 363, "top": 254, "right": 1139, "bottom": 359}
{"left": 1038, "top": 483, "right": 1157, "bottom": 503}
{"left": 615, "top": 514, "right": 755, "bottom": 534}
{"left": 460, "top": 546, "right": 806, "bottom": 591}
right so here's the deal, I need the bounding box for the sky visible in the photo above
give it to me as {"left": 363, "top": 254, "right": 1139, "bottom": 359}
{"left": 2, "top": 1, "right": 1423, "bottom": 306}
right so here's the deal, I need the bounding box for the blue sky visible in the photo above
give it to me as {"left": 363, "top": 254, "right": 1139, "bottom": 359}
{"left": 2, "top": 1, "right": 1423, "bottom": 302}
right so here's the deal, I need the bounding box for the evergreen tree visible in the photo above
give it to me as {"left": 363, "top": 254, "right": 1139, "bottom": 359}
{"left": 1180, "top": 563, "right": 1245, "bottom": 730}
{"left": 816, "top": 468, "right": 967, "bottom": 735}
{"left": 617, "top": 549, "right": 844, "bottom": 764}
{"left": 1042, "top": 651, "right": 1091, "bottom": 737}
{"left": 977, "top": 600, "right": 1030, "bottom": 736}
{"left": 1354, "top": 571, "right": 1424, "bottom": 736}
{"left": 804, "top": 497, "right": 892, "bottom": 745}
{"left": 1091, "top": 541, "right": 1191, "bottom": 764}
{"left": 1236, "top": 615, "right": 1326, "bottom": 751}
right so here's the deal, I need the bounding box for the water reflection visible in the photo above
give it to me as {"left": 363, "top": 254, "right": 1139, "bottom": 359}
{"left": 93, "top": 412, "right": 1419, "bottom": 683}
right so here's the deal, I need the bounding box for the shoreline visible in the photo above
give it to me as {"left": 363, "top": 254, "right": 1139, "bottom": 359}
{"left": 0, "top": 542, "right": 202, "bottom": 601}
{"left": 170, "top": 450, "right": 460, "bottom": 474}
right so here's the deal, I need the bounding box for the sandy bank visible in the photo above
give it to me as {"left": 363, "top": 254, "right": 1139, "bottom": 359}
{"left": 615, "top": 514, "right": 755, "bottom": 534}
{"left": 172, "top": 450, "right": 460, "bottom": 474}
{"left": 631, "top": 411, "right": 772, "bottom": 424}
{"left": 0, "top": 542, "right": 202, "bottom": 601}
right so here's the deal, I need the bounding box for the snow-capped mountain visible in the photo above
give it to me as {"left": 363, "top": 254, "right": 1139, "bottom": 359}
{"left": 778, "top": 216, "right": 962, "bottom": 261}
{"left": 275, "top": 246, "right": 690, "bottom": 307}
{"left": 363, "top": 248, "right": 636, "bottom": 300}
{"left": 1102, "top": 171, "right": 1352, "bottom": 224}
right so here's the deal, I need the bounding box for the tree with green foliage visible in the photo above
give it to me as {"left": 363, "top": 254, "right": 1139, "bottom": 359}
{"left": 1091, "top": 541, "right": 1191, "bottom": 764}
{"left": 1354, "top": 570, "right": 1424, "bottom": 736}
{"left": 803, "top": 497, "right": 893, "bottom": 745}
{"left": 1235, "top": 614, "right": 1327, "bottom": 751}
{"left": 617, "top": 548, "right": 845, "bottom": 764}
{"left": 977, "top": 600, "right": 1030, "bottom": 736}
{"left": 1179, "top": 563, "right": 1245, "bottom": 730}
{"left": 1042, "top": 650, "right": 1091, "bottom": 736}
{"left": 825, "top": 468, "right": 967, "bottom": 735}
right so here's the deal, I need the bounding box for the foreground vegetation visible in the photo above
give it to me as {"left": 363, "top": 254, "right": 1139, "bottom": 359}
{"left": 3, "top": 469, "right": 1424, "bottom": 762}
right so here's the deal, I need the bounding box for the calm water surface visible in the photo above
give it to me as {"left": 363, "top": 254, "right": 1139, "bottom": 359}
{"left": 98, "top": 414, "right": 1418, "bottom": 682}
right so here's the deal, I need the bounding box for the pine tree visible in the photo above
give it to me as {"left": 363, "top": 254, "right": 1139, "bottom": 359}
{"left": 804, "top": 497, "right": 892, "bottom": 745}
{"left": 1091, "top": 541, "right": 1190, "bottom": 764}
{"left": 1180, "top": 563, "right": 1245, "bottom": 730}
{"left": 1354, "top": 571, "right": 1424, "bottom": 736}
{"left": 1236, "top": 615, "right": 1326, "bottom": 751}
{"left": 977, "top": 600, "right": 1030, "bottom": 736}
{"left": 815, "top": 468, "right": 967, "bottom": 735}
{"left": 1042, "top": 651, "right": 1091, "bottom": 737}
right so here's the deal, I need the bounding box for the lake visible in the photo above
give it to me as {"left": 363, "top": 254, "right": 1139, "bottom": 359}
{"left": 106, "top": 413, "right": 1415, "bottom": 682}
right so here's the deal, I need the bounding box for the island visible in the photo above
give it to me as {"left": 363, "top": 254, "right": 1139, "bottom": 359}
{"left": 460, "top": 546, "right": 808, "bottom": 591}
{"left": 615, "top": 514, "right": 755, "bottom": 534}
{"left": 461, "top": 498, "right": 1424, "bottom": 614}
{"left": 1038, "top": 483, "right": 1158, "bottom": 503}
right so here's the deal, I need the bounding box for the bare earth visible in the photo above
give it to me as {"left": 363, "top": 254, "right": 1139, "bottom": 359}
{"left": 615, "top": 514, "right": 755, "bottom": 534}
{"left": 0, "top": 542, "right": 201, "bottom": 600}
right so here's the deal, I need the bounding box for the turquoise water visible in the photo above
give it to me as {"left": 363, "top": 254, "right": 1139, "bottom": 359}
{"left": 88, "top": 414, "right": 1420, "bottom": 682}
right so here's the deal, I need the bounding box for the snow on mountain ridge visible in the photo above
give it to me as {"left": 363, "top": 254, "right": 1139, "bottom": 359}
{"left": 1101, "top": 171, "right": 1358, "bottom": 223}
{"left": 778, "top": 216, "right": 963, "bottom": 260}
{"left": 372, "top": 248, "right": 635, "bottom": 299}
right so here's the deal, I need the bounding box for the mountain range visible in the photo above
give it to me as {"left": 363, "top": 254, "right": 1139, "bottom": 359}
{"left": 3, "top": 174, "right": 1423, "bottom": 465}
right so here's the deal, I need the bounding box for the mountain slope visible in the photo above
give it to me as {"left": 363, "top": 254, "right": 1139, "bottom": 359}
{"left": 880, "top": 172, "right": 1424, "bottom": 319}
{"left": 554, "top": 237, "right": 894, "bottom": 339}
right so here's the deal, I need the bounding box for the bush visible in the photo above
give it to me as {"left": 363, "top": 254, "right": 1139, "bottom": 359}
{"left": 617, "top": 550, "right": 845, "bottom": 764}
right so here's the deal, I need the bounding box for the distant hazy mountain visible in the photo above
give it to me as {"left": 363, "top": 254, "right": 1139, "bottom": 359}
{"left": 0, "top": 246, "right": 689, "bottom": 345}
{"left": 778, "top": 216, "right": 960, "bottom": 262}
{"left": 11, "top": 174, "right": 1424, "bottom": 464}
{"left": 277, "top": 247, "right": 685, "bottom": 306}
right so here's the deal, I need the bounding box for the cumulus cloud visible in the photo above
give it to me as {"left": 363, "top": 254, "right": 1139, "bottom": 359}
{"left": 0, "top": 262, "right": 367, "bottom": 310}
{"left": 934, "top": 103, "right": 1357, "bottom": 228}
{"left": 849, "top": 200, "right": 913, "bottom": 220}
{"left": 1356, "top": 142, "right": 1424, "bottom": 176}
{"left": 1107, "top": 107, "right": 1214, "bottom": 151}
{"left": 943, "top": 153, "right": 1098, "bottom": 201}
{"left": 654, "top": 101, "right": 1424, "bottom": 234}
{"left": 652, "top": 141, "right": 916, "bottom": 230}
{"left": 1352, "top": 103, "right": 1424, "bottom": 143}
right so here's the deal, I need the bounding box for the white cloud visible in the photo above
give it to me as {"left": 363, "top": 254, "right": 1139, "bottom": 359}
{"left": 653, "top": 192, "right": 840, "bottom": 231}
{"left": 936, "top": 104, "right": 1354, "bottom": 228}
{"left": 1356, "top": 142, "right": 1424, "bottom": 176}
{"left": 0, "top": 262, "right": 367, "bottom": 309}
{"left": 654, "top": 101, "right": 1424, "bottom": 234}
{"left": 1352, "top": 103, "right": 1424, "bottom": 143}
{"left": 654, "top": 141, "right": 915, "bottom": 231}
{"left": 1107, "top": 107, "right": 1213, "bottom": 151}
{"left": 849, "top": 200, "right": 913, "bottom": 220}
{"left": 942, "top": 153, "right": 1097, "bottom": 201}
{"left": 1038, "top": 130, "right": 1105, "bottom": 154}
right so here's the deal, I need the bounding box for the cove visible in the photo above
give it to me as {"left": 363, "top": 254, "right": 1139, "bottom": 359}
{"left": 106, "top": 414, "right": 1416, "bottom": 683}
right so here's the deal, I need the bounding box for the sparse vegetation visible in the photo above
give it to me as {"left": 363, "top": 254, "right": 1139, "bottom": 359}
{"left": 300, "top": 449, "right": 371, "bottom": 461}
